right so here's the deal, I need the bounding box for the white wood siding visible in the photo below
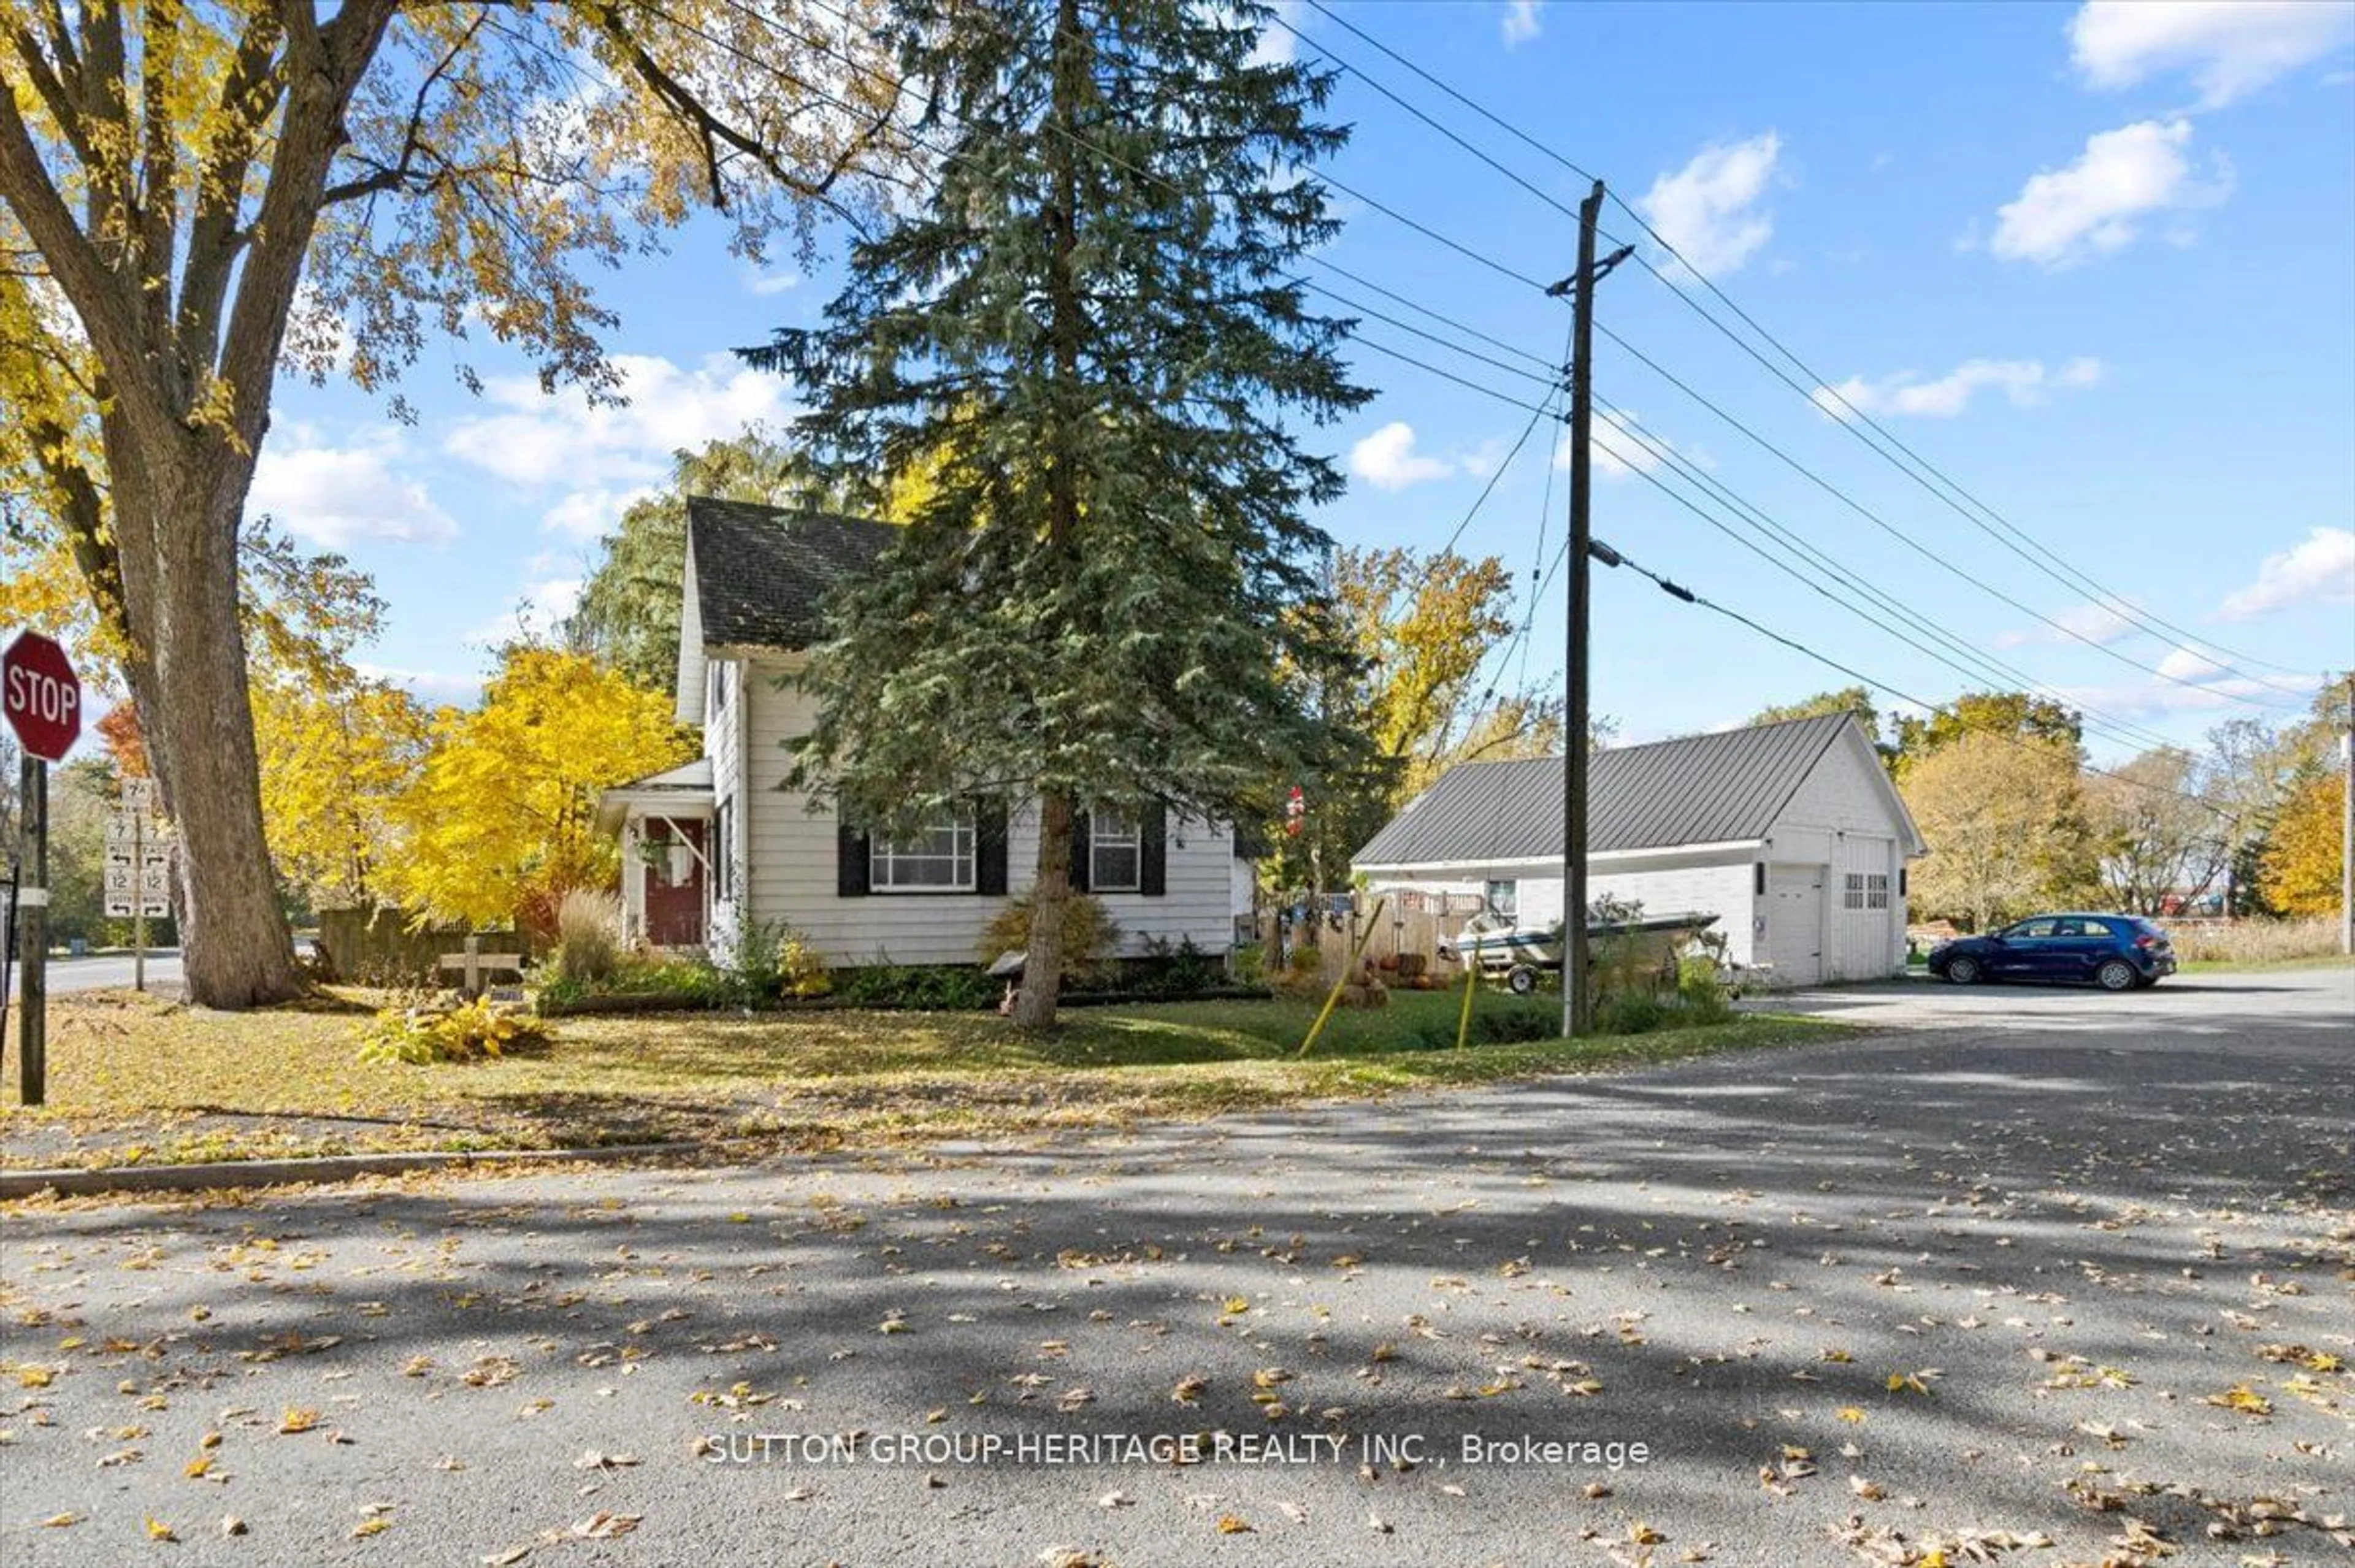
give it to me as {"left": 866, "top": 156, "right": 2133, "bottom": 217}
{"left": 1766, "top": 729, "right": 1909, "bottom": 981}
{"left": 735, "top": 656, "right": 1237, "bottom": 966}
{"left": 704, "top": 657, "right": 745, "bottom": 957}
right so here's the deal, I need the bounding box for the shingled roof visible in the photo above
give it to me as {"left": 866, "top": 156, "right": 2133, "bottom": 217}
{"left": 686, "top": 497, "right": 899, "bottom": 651}
{"left": 1354, "top": 713, "right": 1861, "bottom": 866}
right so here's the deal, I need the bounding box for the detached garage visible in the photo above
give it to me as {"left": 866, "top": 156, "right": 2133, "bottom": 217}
{"left": 1353, "top": 713, "right": 1926, "bottom": 985}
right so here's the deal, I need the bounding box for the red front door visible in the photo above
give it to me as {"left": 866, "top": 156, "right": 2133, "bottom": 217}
{"left": 643, "top": 819, "right": 707, "bottom": 947}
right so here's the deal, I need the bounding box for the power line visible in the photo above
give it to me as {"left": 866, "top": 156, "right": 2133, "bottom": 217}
{"left": 719, "top": 0, "right": 2308, "bottom": 728}
{"left": 1590, "top": 400, "right": 2186, "bottom": 752}
{"left": 1593, "top": 542, "right": 2241, "bottom": 819}
{"left": 1433, "top": 384, "right": 1561, "bottom": 562}
{"left": 1588, "top": 422, "right": 2191, "bottom": 759}
{"left": 1594, "top": 321, "right": 2305, "bottom": 715}
{"left": 1293, "top": 0, "right": 2318, "bottom": 687}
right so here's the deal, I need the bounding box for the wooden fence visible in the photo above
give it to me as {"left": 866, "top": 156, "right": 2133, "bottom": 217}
{"left": 1260, "top": 893, "right": 1487, "bottom": 990}
{"left": 316, "top": 907, "right": 531, "bottom": 985}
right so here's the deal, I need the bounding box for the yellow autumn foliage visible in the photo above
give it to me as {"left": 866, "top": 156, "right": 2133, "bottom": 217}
{"left": 385, "top": 649, "right": 694, "bottom": 930}
{"left": 2259, "top": 771, "right": 2345, "bottom": 917}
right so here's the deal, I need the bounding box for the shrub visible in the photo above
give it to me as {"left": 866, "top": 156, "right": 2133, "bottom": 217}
{"left": 719, "top": 917, "right": 787, "bottom": 1006}
{"left": 833, "top": 961, "right": 998, "bottom": 1011}
{"left": 552, "top": 889, "right": 622, "bottom": 984}
{"left": 1128, "top": 936, "right": 1225, "bottom": 998}
{"left": 977, "top": 893, "right": 1120, "bottom": 982}
{"left": 356, "top": 998, "right": 553, "bottom": 1065}
{"left": 1228, "top": 942, "right": 1268, "bottom": 986}
{"left": 1593, "top": 992, "right": 1671, "bottom": 1036}
{"left": 1407, "top": 1000, "right": 1558, "bottom": 1050}
{"left": 778, "top": 927, "right": 833, "bottom": 998}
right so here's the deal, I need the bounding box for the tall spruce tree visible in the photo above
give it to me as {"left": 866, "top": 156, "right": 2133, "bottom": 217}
{"left": 746, "top": 0, "right": 1368, "bottom": 1027}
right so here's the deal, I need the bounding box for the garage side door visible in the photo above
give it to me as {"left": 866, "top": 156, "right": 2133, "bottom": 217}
{"left": 1830, "top": 835, "right": 1896, "bottom": 982}
{"left": 1765, "top": 864, "right": 1823, "bottom": 987}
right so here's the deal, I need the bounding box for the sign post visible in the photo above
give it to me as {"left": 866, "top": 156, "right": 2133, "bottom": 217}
{"left": 105, "top": 776, "right": 169, "bottom": 992}
{"left": 5, "top": 631, "right": 83, "bottom": 1107}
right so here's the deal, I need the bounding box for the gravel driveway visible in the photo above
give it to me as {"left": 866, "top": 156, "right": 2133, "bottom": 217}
{"left": 2, "top": 969, "right": 2349, "bottom": 1567}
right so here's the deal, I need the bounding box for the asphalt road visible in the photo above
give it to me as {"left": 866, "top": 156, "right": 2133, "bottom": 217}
{"left": 31, "top": 949, "right": 182, "bottom": 995}
{"left": 2, "top": 969, "right": 2349, "bottom": 1568}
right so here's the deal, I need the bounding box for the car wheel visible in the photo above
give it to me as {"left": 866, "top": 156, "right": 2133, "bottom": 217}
{"left": 2095, "top": 958, "right": 2137, "bottom": 992}
{"left": 1944, "top": 955, "right": 1980, "bottom": 986}
{"left": 1506, "top": 965, "right": 1537, "bottom": 996}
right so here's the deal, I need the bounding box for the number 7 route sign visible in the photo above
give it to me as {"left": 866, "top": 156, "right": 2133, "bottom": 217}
{"left": 4, "top": 631, "right": 82, "bottom": 762}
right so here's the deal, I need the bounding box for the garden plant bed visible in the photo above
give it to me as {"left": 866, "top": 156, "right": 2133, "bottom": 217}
{"left": 3, "top": 984, "right": 1851, "bottom": 1174}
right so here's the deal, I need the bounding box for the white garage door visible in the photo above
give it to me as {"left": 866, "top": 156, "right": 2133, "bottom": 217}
{"left": 1766, "top": 864, "right": 1823, "bottom": 987}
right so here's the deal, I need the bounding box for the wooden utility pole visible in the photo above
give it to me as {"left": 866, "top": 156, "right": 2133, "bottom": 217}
{"left": 2342, "top": 672, "right": 2353, "bottom": 957}
{"left": 1560, "top": 180, "right": 1604, "bottom": 1038}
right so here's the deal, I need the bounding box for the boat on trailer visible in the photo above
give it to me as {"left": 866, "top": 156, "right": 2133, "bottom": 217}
{"left": 1439, "top": 908, "right": 1720, "bottom": 995}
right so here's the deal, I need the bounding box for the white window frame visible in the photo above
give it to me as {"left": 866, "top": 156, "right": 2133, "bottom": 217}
{"left": 1843, "top": 871, "right": 1866, "bottom": 911}
{"left": 871, "top": 809, "right": 977, "bottom": 893}
{"left": 1865, "top": 873, "right": 1890, "bottom": 911}
{"left": 1090, "top": 811, "right": 1142, "bottom": 893}
{"left": 1484, "top": 878, "right": 1518, "bottom": 918}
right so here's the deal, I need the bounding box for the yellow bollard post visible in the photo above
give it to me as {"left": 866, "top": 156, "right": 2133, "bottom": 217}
{"left": 1452, "top": 936, "right": 1481, "bottom": 1050}
{"left": 1297, "top": 897, "right": 1387, "bottom": 1057}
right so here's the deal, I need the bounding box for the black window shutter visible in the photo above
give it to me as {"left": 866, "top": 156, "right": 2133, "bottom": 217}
{"left": 1068, "top": 809, "right": 1092, "bottom": 893}
{"left": 976, "top": 798, "right": 1009, "bottom": 897}
{"left": 837, "top": 817, "right": 871, "bottom": 898}
{"left": 1140, "top": 805, "right": 1167, "bottom": 897}
{"left": 1898, "top": 867, "right": 1908, "bottom": 898}
{"left": 1754, "top": 862, "right": 1767, "bottom": 897}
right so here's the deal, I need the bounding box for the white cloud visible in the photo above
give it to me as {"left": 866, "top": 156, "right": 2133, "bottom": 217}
{"left": 249, "top": 430, "right": 458, "bottom": 548}
{"left": 355, "top": 662, "right": 483, "bottom": 706}
{"left": 1246, "top": 0, "right": 1304, "bottom": 66}
{"left": 2057, "top": 668, "right": 2323, "bottom": 721}
{"left": 466, "top": 575, "right": 586, "bottom": 651}
{"left": 1560, "top": 410, "right": 1674, "bottom": 480}
{"left": 1989, "top": 118, "right": 2231, "bottom": 269}
{"left": 741, "top": 267, "right": 802, "bottom": 297}
{"left": 1811, "top": 356, "right": 2105, "bottom": 419}
{"left": 540, "top": 486, "right": 656, "bottom": 541}
{"left": 1636, "top": 132, "right": 1782, "bottom": 278}
{"left": 442, "top": 353, "right": 796, "bottom": 491}
{"left": 2069, "top": 1, "right": 2355, "bottom": 108}
{"left": 2156, "top": 644, "right": 2230, "bottom": 683}
{"left": 2216, "top": 526, "right": 2355, "bottom": 621}
{"left": 1349, "top": 421, "right": 1484, "bottom": 491}
{"left": 1501, "top": 1, "right": 1542, "bottom": 47}
{"left": 1996, "top": 599, "right": 2140, "bottom": 648}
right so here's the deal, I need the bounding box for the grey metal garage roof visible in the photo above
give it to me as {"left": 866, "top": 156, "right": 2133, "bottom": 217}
{"left": 1354, "top": 713, "right": 1856, "bottom": 866}
{"left": 687, "top": 497, "right": 899, "bottom": 651}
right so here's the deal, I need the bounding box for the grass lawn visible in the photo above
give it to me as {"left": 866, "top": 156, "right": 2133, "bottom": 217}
{"left": 2175, "top": 953, "right": 2355, "bottom": 974}
{"left": 2, "top": 986, "right": 1851, "bottom": 1171}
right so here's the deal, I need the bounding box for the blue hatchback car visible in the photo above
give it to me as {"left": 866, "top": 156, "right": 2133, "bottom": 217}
{"left": 1928, "top": 913, "right": 2176, "bottom": 991}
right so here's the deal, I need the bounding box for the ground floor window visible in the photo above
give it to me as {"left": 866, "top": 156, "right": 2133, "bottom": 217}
{"left": 713, "top": 801, "right": 733, "bottom": 899}
{"left": 1843, "top": 871, "right": 1866, "bottom": 910}
{"left": 872, "top": 810, "right": 976, "bottom": 892}
{"left": 1866, "top": 873, "right": 1890, "bottom": 910}
{"left": 1090, "top": 812, "right": 1141, "bottom": 892}
{"left": 1485, "top": 878, "right": 1518, "bottom": 918}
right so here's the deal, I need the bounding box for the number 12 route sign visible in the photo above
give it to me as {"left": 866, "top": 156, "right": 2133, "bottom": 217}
{"left": 3, "top": 631, "right": 82, "bottom": 762}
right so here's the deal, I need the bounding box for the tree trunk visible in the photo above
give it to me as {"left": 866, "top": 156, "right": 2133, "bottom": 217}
{"left": 1010, "top": 0, "right": 1090, "bottom": 1036}
{"left": 1013, "top": 791, "right": 1076, "bottom": 1030}
{"left": 111, "top": 439, "right": 302, "bottom": 1008}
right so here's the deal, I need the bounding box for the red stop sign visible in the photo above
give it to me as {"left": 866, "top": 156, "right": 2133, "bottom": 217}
{"left": 3, "top": 631, "right": 82, "bottom": 762}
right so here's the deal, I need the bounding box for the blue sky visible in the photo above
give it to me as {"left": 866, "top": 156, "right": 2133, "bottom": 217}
{"left": 263, "top": 0, "right": 2355, "bottom": 761}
